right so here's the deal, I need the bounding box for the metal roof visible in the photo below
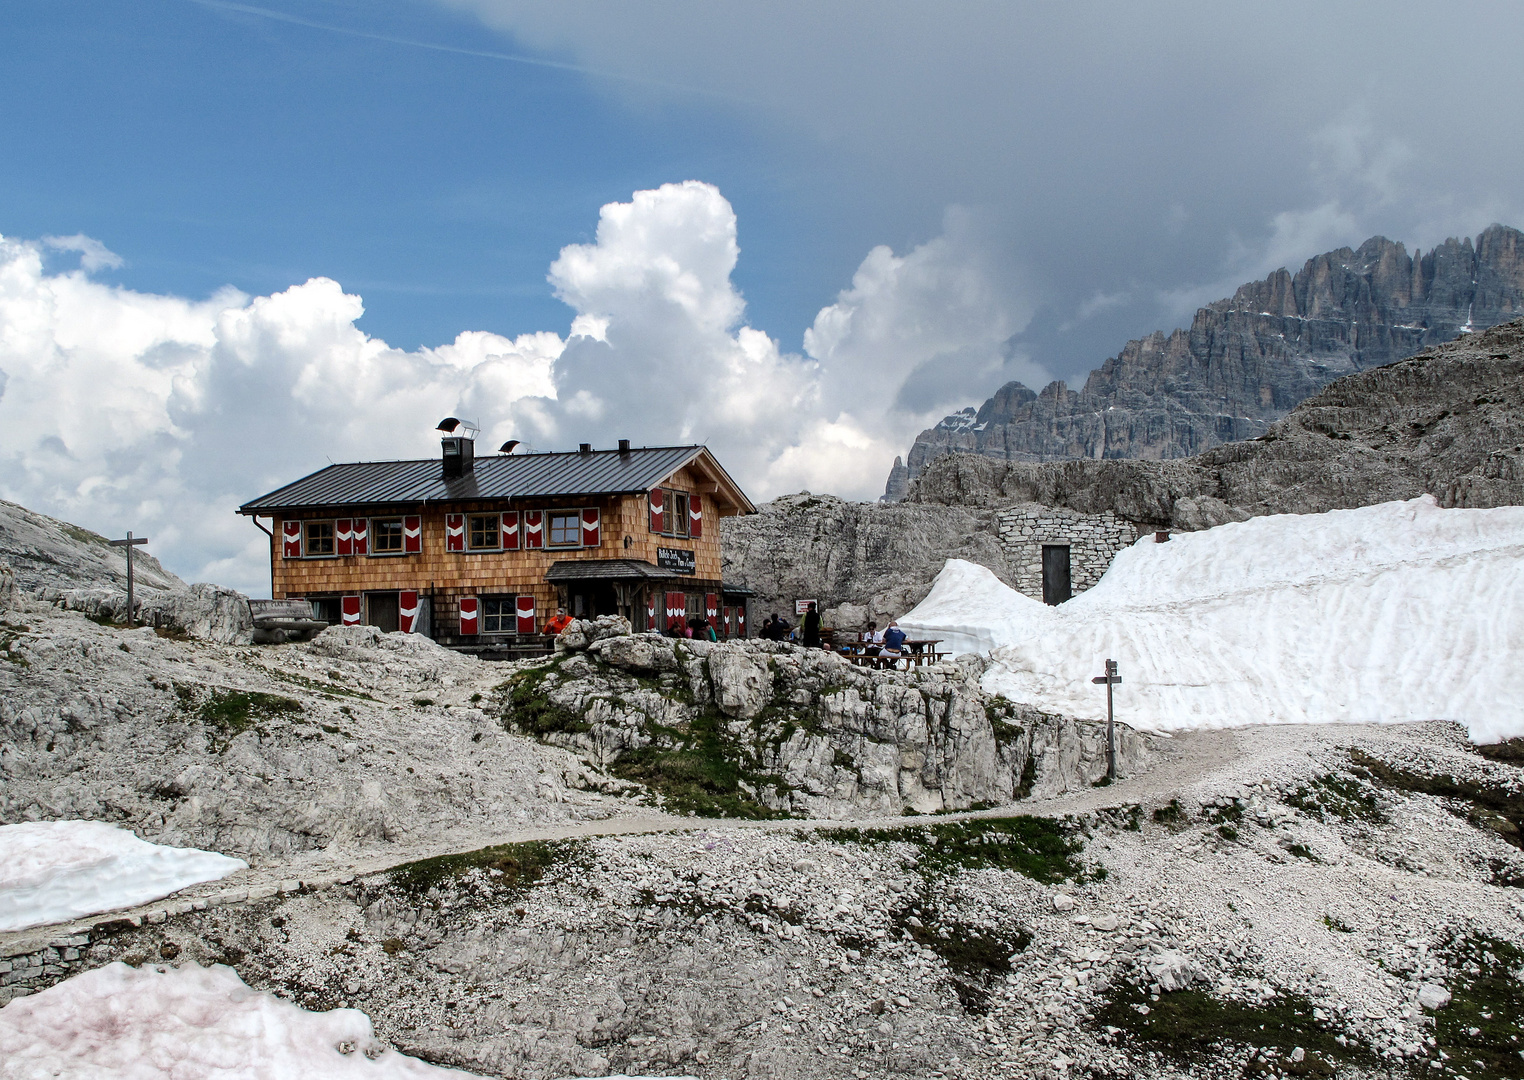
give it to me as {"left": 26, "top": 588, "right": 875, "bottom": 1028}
{"left": 543, "top": 559, "right": 675, "bottom": 582}
{"left": 240, "top": 445, "right": 753, "bottom": 513}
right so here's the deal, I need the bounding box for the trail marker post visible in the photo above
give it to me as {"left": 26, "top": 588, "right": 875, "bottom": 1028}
{"left": 1091, "top": 658, "right": 1121, "bottom": 780}
{"left": 107, "top": 531, "right": 149, "bottom": 627}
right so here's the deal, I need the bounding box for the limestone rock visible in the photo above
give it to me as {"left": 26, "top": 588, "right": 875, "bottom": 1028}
{"left": 890, "top": 226, "right": 1524, "bottom": 494}
{"left": 0, "top": 498, "right": 183, "bottom": 596}
{"left": 1145, "top": 950, "right": 1204, "bottom": 993}
{"left": 0, "top": 560, "right": 17, "bottom": 614}
{"left": 1416, "top": 983, "right": 1451, "bottom": 1010}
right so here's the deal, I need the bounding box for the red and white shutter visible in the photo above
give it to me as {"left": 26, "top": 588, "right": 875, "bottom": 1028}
{"left": 646, "top": 591, "right": 658, "bottom": 631}
{"left": 649, "top": 489, "right": 664, "bottom": 533}
{"left": 666, "top": 591, "right": 686, "bottom": 629}
{"left": 398, "top": 590, "right": 419, "bottom": 634}
{"left": 336, "top": 518, "right": 353, "bottom": 556}
{"left": 445, "top": 513, "right": 465, "bottom": 553}
{"left": 689, "top": 495, "right": 703, "bottom": 538}
{"left": 501, "top": 511, "right": 520, "bottom": 550}
{"left": 515, "top": 595, "right": 536, "bottom": 634}
{"left": 458, "top": 596, "right": 479, "bottom": 635}
{"left": 403, "top": 516, "right": 422, "bottom": 554}
{"left": 341, "top": 595, "right": 362, "bottom": 626}
{"left": 523, "top": 510, "right": 543, "bottom": 549}
{"left": 736, "top": 607, "right": 746, "bottom": 637}
{"left": 705, "top": 593, "right": 720, "bottom": 632}
{"left": 581, "top": 507, "right": 601, "bottom": 547}
{"left": 282, "top": 521, "right": 302, "bottom": 558}
{"left": 351, "top": 519, "right": 368, "bottom": 556}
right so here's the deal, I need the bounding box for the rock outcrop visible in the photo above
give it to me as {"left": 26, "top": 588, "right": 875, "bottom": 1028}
{"left": 887, "top": 225, "right": 1524, "bottom": 496}
{"left": 505, "top": 621, "right": 1153, "bottom": 818}
{"left": 720, "top": 491, "right": 1014, "bottom": 632}
{"left": 905, "top": 318, "right": 1524, "bottom": 528}
{"left": 0, "top": 499, "right": 183, "bottom": 595}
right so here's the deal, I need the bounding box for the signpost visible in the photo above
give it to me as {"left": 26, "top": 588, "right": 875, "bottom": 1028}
{"left": 107, "top": 531, "right": 149, "bottom": 627}
{"left": 1091, "top": 658, "right": 1121, "bottom": 780}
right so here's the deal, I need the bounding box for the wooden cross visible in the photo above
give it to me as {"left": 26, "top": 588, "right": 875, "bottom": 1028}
{"left": 107, "top": 531, "right": 149, "bottom": 627}
{"left": 1092, "top": 658, "right": 1121, "bottom": 780}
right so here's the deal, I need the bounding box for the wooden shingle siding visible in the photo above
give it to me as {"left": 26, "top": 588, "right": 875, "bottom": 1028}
{"left": 268, "top": 465, "right": 724, "bottom": 629}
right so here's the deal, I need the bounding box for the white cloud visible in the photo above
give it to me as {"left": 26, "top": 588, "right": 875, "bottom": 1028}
{"left": 0, "top": 182, "right": 1027, "bottom": 592}
{"left": 42, "top": 234, "right": 124, "bottom": 273}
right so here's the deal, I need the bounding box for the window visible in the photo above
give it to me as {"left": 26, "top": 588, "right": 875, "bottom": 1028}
{"left": 303, "top": 521, "right": 334, "bottom": 557}
{"left": 482, "top": 597, "right": 515, "bottom": 634}
{"left": 652, "top": 489, "right": 691, "bottom": 537}
{"left": 468, "top": 514, "right": 499, "bottom": 550}
{"left": 372, "top": 518, "right": 404, "bottom": 554}
{"left": 547, "top": 511, "right": 581, "bottom": 548}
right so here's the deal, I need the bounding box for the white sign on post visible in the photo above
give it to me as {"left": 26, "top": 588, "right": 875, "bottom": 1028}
{"left": 795, "top": 599, "right": 816, "bottom": 616}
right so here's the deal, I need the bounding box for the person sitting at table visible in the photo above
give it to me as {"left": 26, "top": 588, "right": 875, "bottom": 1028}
{"left": 860, "top": 621, "right": 882, "bottom": 658}
{"left": 880, "top": 620, "right": 908, "bottom": 669}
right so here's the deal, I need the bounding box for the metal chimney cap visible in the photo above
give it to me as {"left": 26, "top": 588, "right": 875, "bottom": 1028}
{"left": 618, "top": 438, "right": 631, "bottom": 454}
{"left": 579, "top": 442, "right": 592, "bottom": 454}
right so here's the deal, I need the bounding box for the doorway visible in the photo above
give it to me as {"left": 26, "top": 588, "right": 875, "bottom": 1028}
{"left": 1041, "top": 545, "right": 1072, "bottom": 605}
{"left": 366, "top": 591, "right": 400, "bottom": 633}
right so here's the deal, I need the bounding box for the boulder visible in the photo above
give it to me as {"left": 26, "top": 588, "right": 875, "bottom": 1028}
{"left": 0, "top": 560, "right": 17, "bottom": 614}
{"left": 1416, "top": 983, "right": 1451, "bottom": 1010}
{"left": 1145, "top": 950, "right": 1204, "bottom": 993}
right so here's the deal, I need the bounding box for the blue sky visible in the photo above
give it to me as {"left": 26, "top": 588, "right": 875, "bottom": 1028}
{"left": 3, "top": 1, "right": 1524, "bottom": 591}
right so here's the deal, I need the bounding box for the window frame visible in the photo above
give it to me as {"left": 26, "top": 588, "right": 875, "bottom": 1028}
{"left": 546, "top": 510, "right": 582, "bottom": 549}
{"left": 481, "top": 595, "right": 516, "bottom": 635}
{"left": 302, "top": 520, "right": 336, "bottom": 558}
{"left": 370, "top": 517, "right": 405, "bottom": 556}
{"left": 652, "top": 488, "right": 691, "bottom": 538}
{"left": 467, "top": 514, "right": 501, "bottom": 552}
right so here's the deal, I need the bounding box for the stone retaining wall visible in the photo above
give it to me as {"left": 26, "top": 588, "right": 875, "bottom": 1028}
{"left": 995, "top": 503, "right": 1138, "bottom": 601}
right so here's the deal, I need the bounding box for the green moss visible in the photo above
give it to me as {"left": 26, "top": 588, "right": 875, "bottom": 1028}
{"left": 1216, "top": 824, "right": 1240, "bottom": 841}
{"left": 1093, "top": 985, "right": 1371, "bottom": 1074}
{"left": 893, "top": 901, "right": 1030, "bottom": 1013}
{"left": 1432, "top": 932, "right": 1524, "bottom": 1078}
{"left": 1322, "top": 915, "right": 1354, "bottom": 933}
{"left": 1282, "top": 770, "right": 1386, "bottom": 824}
{"left": 260, "top": 668, "right": 378, "bottom": 701}
{"left": 822, "top": 814, "right": 1087, "bottom": 884}
{"left": 384, "top": 839, "right": 576, "bottom": 899}
{"left": 0, "top": 629, "right": 30, "bottom": 667}
{"left": 179, "top": 688, "right": 302, "bottom": 747}
{"left": 609, "top": 708, "right": 794, "bottom": 820}
{"left": 1351, "top": 749, "right": 1524, "bottom": 849}
{"left": 1476, "top": 737, "right": 1524, "bottom": 766}
{"left": 500, "top": 661, "right": 589, "bottom": 737}
{"left": 1152, "top": 799, "right": 1184, "bottom": 826}
{"left": 1016, "top": 753, "right": 1037, "bottom": 800}
{"left": 1284, "top": 842, "right": 1319, "bottom": 862}
{"left": 412, "top": 697, "right": 435, "bottom": 707}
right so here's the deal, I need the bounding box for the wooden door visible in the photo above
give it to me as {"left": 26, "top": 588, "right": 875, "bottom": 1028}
{"left": 1042, "top": 545, "right": 1071, "bottom": 606}
{"left": 366, "top": 591, "right": 400, "bottom": 633}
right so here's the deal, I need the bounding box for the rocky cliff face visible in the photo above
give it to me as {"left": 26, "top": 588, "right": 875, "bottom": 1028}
{"left": 886, "top": 225, "right": 1524, "bottom": 497}
{"left": 905, "top": 318, "right": 1524, "bottom": 527}
{"left": 505, "top": 616, "right": 1152, "bottom": 818}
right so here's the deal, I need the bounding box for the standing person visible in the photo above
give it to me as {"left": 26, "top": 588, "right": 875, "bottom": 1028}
{"left": 543, "top": 607, "right": 572, "bottom": 637}
{"left": 881, "top": 619, "right": 907, "bottom": 669}
{"left": 802, "top": 602, "right": 822, "bottom": 649}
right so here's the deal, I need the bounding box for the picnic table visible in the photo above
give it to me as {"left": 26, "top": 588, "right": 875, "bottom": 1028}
{"left": 833, "top": 639, "right": 946, "bottom": 668}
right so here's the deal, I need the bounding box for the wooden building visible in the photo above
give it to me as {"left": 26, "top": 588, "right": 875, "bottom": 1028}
{"left": 238, "top": 436, "right": 756, "bottom": 652}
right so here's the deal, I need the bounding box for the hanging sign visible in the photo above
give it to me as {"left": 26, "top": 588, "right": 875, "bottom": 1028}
{"left": 657, "top": 547, "right": 696, "bottom": 574}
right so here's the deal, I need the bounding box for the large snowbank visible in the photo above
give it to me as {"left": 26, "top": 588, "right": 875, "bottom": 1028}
{"left": 0, "top": 962, "right": 475, "bottom": 1078}
{"left": 899, "top": 497, "right": 1524, "bottom": 743}
{"left": 0, "top": 821, "right": 246, "bottom": 932}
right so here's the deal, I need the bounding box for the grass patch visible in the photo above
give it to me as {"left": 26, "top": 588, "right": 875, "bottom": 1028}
{"left": 821, "top": 814, "right": 1087, "bottom": 884}
{"left": 1152, "top": 799, "right": 1184, "bottom": 826}
{"left": 1322, "top": 915, "right": 1354, "bottom": 933}
{"left": 1016, "top": 753, "right": 1037, "bottom": 799}
{"left": 894, "top": 901, "right": 1030, "bottom": 1013}
{"left": 1351, "top": 748, "right": 1523, "bottom": 849}
{"left": 1284, "top": 842, "right": 1320, "bottom": 862}
{"left": 259, "top": 667, "right": 378, "bottom": 701}
{"left": 1476, "top": 737, "right": 1524, "bottom": 767}
{"left": 500, "top": 662, "right": 590, "bottom": 737}
{"left": 1093, "top": 985, "right": 1369, "bottom": 1075}
{"left": 1281, "top": 771, "right": 1386, "bottom": 825}
{"left": 1432, "top": 932, "right": 1524, "bottom": 1079}
{"left": 383, "top": 840, "right": 576, "bottom": 900}
{"left": 0, "top": 629, "right": 31, "bottom": 667}
{"left": 179, "top": 687, "right": 302, "bottom": 747}
{"left": 608, "top": 708, "right": 794, "bottom": 820}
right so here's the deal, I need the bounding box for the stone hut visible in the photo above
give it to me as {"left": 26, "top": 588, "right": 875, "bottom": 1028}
{"left": 995, "top": 503, "right": 1137, "bottom": 604}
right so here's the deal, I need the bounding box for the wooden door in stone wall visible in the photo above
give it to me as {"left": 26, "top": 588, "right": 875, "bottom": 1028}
{"left": 1042, "top": 545, "right": 1072, "bottom": 606}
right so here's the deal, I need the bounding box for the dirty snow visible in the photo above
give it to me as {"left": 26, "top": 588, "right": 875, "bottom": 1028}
{"left": 899, "top": 496, "right": 1524, "bottom": 742}
{"left": 0, "top": 961, "right": 475, "bottom": 1078}
{"left": 0, "top": 821, "right": 246, "bottom": 932}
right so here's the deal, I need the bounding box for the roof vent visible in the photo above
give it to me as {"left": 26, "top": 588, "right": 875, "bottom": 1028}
{"left": 442, "top": 435, "right": 475, "bottom": 479}
{"left": 579, "top": 443, "right": 592, "bottom": 455}
{"left": 618, "top": 438, "right": 631, "bottom": 456}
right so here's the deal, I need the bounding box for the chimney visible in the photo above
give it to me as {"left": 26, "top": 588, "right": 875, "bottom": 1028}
{"left": 618, "top": 438, "right": 631, "bottom": 456}
{"left": 579, "top": 442, "right": 592, "bottom": 455}
{"left": 441, "top": 434, "right": 475, "bottom": 479}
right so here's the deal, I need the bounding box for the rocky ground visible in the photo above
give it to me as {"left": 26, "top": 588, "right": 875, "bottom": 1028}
{"left": 3, "top": 589, "right": 1523, "bottom": 1080}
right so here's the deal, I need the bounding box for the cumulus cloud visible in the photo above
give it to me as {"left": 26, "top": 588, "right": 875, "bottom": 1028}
{"left": 0, "top": 182, "right": 1028, "bottom": 592}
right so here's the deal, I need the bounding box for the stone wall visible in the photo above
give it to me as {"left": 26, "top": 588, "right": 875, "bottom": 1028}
{"left": 995, "top": 503, "right": 1138, "bottom": 601}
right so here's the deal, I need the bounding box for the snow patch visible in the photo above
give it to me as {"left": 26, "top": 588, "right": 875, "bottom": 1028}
{"left": 899, "top": 497, "right": 1524, "bottom": 743}
{"left": 0, "top": 962, "right": 475, "bottom": 1078}
{"left": 0, "top": 821, "right": 246, "bottom": 932}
